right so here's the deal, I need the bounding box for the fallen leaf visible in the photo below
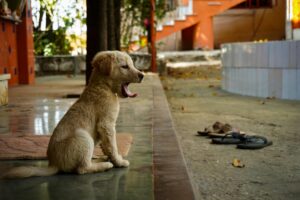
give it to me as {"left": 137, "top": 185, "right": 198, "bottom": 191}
{"left": 260, "top": 100, "right": 266, "bottom": 105}
{"left": 232, "top": 159, "right": 245, "bottom": 168}
{"left": 181, "top": 106, "right": 185, "bottom": 111}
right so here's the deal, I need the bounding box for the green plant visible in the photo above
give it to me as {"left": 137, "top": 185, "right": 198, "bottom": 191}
{"left": 121, "top": 0, "right": 168, "bottom": 49}
{"left": 34, "top": 28, "right": 73, "bottom": 56}
{"left": 32, "top": 0, "right": 86, "bottom": 55}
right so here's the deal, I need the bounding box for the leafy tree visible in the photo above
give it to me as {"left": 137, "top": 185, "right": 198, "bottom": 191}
{"left": 121, "top": 0, "right": 169, "bottom": 48}
{"left": 86, "top": 0, "right": 121, "bottom": 83}
{"left": 32, "top": 0, "right": 86, "bottom": 56}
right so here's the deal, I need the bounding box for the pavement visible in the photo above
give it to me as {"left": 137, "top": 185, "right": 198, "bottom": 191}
{"left": 0, "top": 74, "right": 195, "bottom": 200}
{"left": 161, "top": 76, "right": 300, "bottom": 200}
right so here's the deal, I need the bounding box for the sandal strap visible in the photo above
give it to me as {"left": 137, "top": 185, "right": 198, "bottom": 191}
{"left": 244, "top": 135, "right": 268, "bottom": 144}
{"left": 221, "top": 132, "right": 246, "bottom": 140}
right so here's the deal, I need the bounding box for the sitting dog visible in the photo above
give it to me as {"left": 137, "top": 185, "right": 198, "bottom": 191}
{"left": 3, "top": 51, "right": 144, "bottom": 178}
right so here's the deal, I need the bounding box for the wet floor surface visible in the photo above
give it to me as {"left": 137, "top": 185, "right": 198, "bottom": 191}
{"left": 0, "top": 75, "right": 195, "bottom": 200}
{"left": 0, "top": 75, "right": 154, "bottom": 200}
{"left": 0, "top": 99, "right": 74, "bottom": 136}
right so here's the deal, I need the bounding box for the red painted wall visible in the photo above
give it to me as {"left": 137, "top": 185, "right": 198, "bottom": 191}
{"left": 0, "top": 3, "right": 35, "bottom": 86}
{"left": 17, "top": 3, "right": 35, "bottom": 85}
{"left": 0, "top": 20, "right": 19, "bottom": 85}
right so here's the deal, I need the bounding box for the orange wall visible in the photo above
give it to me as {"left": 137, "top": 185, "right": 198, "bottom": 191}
{"left": 156, "top": 0, "right": 247, "bottom": 50}
{"left": 193, "top": 17, "right": 214, "bottom": 49}
{"left": 156, "top": 31, "right": 182, "bottom": 51}
{"left": 213, "top": 1, "right": 285, "bottom": 48}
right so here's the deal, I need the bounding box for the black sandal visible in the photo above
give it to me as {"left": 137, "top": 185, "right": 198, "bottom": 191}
{"left": 197, "top": 131, "right": 209, "bottom": 136}
{"left": 211, "top": 132, "right": 246, "bottom": 144}
{"left": 237, "top": 135, "right": 272, "bottom": 149}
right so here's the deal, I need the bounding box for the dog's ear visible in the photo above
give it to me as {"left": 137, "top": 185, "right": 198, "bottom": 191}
{"left": 92, "top": 54, "right": 113, "bottom": 76}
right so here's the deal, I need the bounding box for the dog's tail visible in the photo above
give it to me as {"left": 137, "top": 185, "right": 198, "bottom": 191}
{"left": 1, "top": 166, "right": 59, "bottom": 179}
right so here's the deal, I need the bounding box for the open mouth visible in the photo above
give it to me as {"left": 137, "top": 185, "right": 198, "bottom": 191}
{"left": 121, "top": 83, "right": 137, "bottom": 98}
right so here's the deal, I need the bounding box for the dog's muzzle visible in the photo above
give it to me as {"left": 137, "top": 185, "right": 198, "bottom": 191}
{"left": 138, "top": 73, "right": 144, "bottom": 83}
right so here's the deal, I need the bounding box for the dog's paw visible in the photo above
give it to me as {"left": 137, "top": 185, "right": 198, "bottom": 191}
{"left": 121, "top": 159, "right": 130, "bottom": 167}
{"left": 104, "top": 162, "right": 114, "bottom": 169}
{"left": 111, "top": 155, "right": 130, "bottom": 167}
{"left": 114, "top": 159, "right": 130, "bottom": 168}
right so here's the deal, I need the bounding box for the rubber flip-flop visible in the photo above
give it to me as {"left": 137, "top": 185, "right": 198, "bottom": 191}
{"left": 207, "top": 132, "right": 226, "bottom": 138}
{"left": 211, "top": 132, "right": 246, "bottom": 144}
{"left": 208, "top": 128, "right": 242, "bottom": 138}
{"left": 197, "top": 131, "right": 209, "bottom": 136}
{"left": 237, "top": 135, "right": 272, "bottom": 149}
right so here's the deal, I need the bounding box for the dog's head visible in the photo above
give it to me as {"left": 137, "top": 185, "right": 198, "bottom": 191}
{"left": 91, "top": 51, "right": 144, "bottom": 98}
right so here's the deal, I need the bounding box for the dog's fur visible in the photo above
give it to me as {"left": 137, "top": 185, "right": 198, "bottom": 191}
{"left": 2, "top": 51, "right": 144, "bottom": 178}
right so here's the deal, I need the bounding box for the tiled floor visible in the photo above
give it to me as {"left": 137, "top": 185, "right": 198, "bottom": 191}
{"left": 0, "top": 75, "right": 195, "bottom": 200}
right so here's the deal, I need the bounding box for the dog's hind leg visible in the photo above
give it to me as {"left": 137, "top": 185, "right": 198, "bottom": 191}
{"left": 74, "top": 129, "right": 113, "bottom": 174}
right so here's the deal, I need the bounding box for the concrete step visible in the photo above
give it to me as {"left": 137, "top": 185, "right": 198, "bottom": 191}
{"left": 165, "top": 60, "right": 222, "bottom": 79}
{"left": 158, "top": 50, "right": 221, "bottom": 62}
{"left": 166, "top": 60, "right": 221, "bottom": 68}
{"left": 156, "top": 50, "right": 222, "bottom": 78}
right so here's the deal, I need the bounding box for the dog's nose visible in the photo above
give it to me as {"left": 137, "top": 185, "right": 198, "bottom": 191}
{"left": 138, "top": 73, "right": 144, "bottom": 82}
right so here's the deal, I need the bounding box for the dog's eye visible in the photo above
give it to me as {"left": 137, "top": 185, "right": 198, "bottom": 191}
{"left": 121, "top": 65, "right": 129, "bottom": 69}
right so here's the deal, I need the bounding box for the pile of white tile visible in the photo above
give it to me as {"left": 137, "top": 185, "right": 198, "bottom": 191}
{"left": 0, "top": 74, "right": 11, "bottom": 106}
{"left": 221, "top": 41, "right": 300, "bottom": 100}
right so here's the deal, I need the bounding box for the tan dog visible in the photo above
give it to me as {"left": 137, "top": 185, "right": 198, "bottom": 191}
{"left": 3, "top": 51, "right": 144, "bottom": 178}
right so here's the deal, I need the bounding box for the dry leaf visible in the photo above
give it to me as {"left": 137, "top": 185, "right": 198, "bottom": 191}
{"left": 260, "top": 100, "right": 266, "bottom": 105}
{"left": 181, "top": 105, "right": 185, "bottom": 111}
{"left": 232, "top": 159, "right": 245, "bottom": 168}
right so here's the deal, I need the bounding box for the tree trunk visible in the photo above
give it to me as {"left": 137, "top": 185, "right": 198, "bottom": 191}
{"left": 37, "top": 7, "right": 44, "bottom": 31}
{"left": 150, "top": 0, "right": 157, "bottom": 72}
{"left": 107, "top": 0, "right": 116, "bottom": 50}
{"left": 46, "top": 11, "right": 52, "bottom": 31}
{"left": 86, "top": 0, "right": 108, "bottom": 84}
{"left": 86, "top": 0, "right": 122, "bottom": 84}
{"left": 114, "top": 0, "right": 121, "bottom": 50}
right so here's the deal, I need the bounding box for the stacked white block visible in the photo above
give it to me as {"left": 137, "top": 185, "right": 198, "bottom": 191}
{"left": 221, "top": 40, "right": 300, "bottom": 100}
{"left": 0, "top": 74, "right": 11, "bottom": 106}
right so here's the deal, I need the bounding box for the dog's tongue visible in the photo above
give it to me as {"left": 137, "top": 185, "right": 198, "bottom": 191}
{"left": 122, "top": 83, "right": 137, "bottom": 98}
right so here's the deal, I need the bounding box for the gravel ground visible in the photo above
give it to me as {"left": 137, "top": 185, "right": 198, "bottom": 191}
{"left": 160, "top": 76, "right": 300, "bottom": 200}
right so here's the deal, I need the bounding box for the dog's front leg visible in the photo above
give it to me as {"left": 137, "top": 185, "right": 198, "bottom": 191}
{"left": 98, "top": 124, "right": 129, "bottom": 168}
